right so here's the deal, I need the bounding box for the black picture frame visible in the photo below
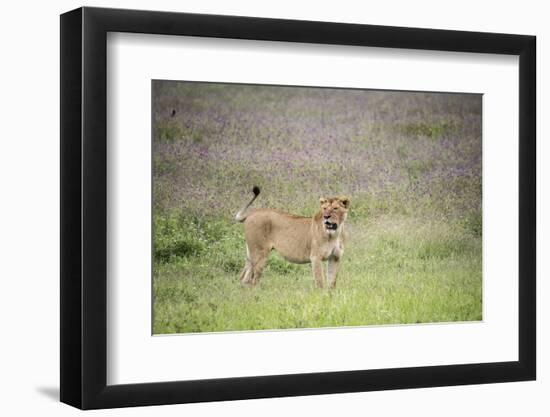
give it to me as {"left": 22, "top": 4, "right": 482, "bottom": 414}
{"left": 60, "top": 6, "right": 536, "bottom": 410}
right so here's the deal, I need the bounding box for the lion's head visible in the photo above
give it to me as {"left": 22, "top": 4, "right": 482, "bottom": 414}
{"left": 319, "top": 196, "right": 350, "bottom": 232}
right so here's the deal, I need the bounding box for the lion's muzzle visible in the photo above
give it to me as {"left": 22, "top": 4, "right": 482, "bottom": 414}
{"left": 324, "top": 219, "right": 338, "bottom": 230}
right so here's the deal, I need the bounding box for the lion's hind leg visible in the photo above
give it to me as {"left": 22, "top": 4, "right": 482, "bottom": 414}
{"left": 241, "top": 245, "right": 269, "bottom": 286}
{"left": 240, "top": 258, "right": 253, "bottom": 285}
{"left": 240, "top": 243, "right": 254, "bottom": 285}
{"left": 250, "top": 254, "right": 269, "bottom": 286}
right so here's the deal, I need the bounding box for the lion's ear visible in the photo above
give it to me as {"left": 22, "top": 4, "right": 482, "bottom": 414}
{"left": 319, "top": 197, "right": 328, "bottom": 205}
{"left": 339, "top": 197, "right": 350, "bottom": 208}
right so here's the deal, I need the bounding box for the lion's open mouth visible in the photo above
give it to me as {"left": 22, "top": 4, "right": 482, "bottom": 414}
{"left": 324, "top": 220, "right": 338, "bottom": 230}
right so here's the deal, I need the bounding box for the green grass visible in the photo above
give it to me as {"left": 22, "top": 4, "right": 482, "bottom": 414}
{"left": 400, "top": 121, "right": 458, "bottom": 139}
{"left": 153, "top": 210, "right": 482, "bottom": 334}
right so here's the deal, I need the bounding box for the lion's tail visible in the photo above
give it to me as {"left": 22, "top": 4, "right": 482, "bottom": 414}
{"left": 235, "top": 186, "right": 260, "bottom": 222}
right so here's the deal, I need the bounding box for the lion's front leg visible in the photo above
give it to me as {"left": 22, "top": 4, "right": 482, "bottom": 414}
{"left": 310, "top": 256, "right": 325, "bottom": 288}
{"left": 327, "top": 256, "right": 340, "bottom": 289}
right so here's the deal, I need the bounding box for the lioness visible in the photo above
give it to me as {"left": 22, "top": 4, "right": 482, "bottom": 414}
{"left": 235, "top": 186, "right": 350, "bottom": 288}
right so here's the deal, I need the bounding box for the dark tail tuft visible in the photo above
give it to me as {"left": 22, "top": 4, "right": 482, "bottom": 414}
{"left": 235, "top": 186, "right": 261, "bottom": 222}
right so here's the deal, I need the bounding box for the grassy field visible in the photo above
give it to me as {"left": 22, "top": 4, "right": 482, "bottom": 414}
{"left": 152, "top": 81, "right": 482, "bottom": 334}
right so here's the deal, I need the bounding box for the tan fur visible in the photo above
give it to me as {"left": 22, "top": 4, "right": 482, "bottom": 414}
{"left": 236, "top": 188, "right": 350, "bottom": 288}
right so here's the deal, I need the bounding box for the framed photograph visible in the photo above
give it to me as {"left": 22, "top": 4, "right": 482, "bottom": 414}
{"left": 60, "top": 6, "right": 536, "bottom": 409}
